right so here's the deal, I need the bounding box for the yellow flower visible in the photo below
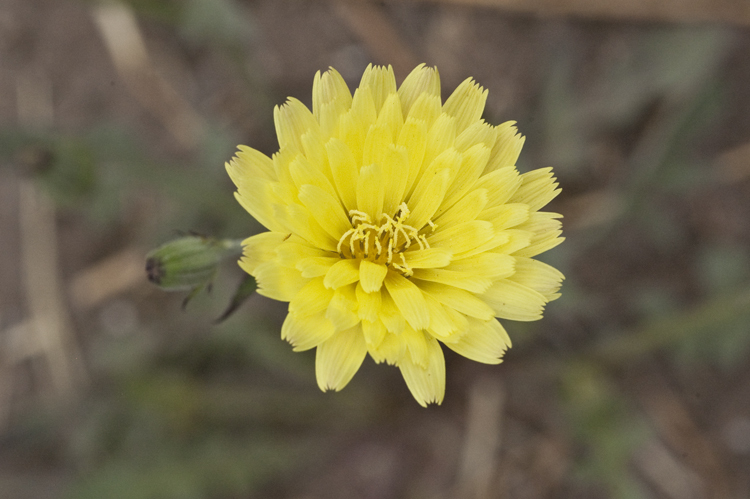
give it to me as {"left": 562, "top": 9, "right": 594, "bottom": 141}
{"left": 227, "top": 64, "right": 564, "bottom": 406}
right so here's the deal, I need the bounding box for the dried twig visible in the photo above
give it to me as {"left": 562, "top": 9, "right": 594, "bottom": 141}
{"left": 455, "top": 377, "right": 505, "bottom": 499}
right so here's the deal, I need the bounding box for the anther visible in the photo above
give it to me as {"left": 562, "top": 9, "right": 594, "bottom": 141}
{"left": 337, "top": 204, "right": 434, "bottom": 275}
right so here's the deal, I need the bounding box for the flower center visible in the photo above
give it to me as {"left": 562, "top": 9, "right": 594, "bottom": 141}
{"left": 337, "top": 203, "right": 435, "bottom": 277}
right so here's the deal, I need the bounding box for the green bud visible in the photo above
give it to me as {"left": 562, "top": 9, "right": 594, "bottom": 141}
{"left": 145, "top": 236, "right": 242, "bottom": 291}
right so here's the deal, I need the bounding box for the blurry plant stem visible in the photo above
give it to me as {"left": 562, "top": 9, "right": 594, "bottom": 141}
{"left": 592, "top": 287, "right": 750, "bottom": 365}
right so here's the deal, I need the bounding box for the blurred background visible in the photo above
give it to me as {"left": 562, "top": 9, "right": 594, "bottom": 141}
{"left": 1, "top": 0, "right": 750, "bottom": 498}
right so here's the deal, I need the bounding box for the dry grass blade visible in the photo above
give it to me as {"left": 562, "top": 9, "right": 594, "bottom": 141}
{"left": 17, "top": 180, "right": 87, "bottom": 396}
{"left": 91, "top": 1, "right": 204, "bottom": 150}
{"left": 68, "top": 248, "right": 146, "bottom": 310}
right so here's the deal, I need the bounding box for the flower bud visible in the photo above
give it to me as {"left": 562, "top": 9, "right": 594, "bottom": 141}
{"left": 145, "top": 236, "right": 241, "bottom": 291}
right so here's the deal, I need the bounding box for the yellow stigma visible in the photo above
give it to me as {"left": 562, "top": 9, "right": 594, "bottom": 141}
{"left": 337, "top": 203, "right": 433, "bottom": 277}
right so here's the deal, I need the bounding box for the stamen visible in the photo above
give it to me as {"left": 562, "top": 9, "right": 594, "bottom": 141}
{"left": 418, "top": 234, "right": 429, "bottom": 249}
{"left": 338, "top": 228, "right": 356, "bottom": 255}
{"left": 349, "top": 210, "right": 371, "bottom": 224}
{"left": 392, "top": 252, "right": 413, "bottom": 277}
{"left": 336, "top": 206, "right": 434, "bottom": 276}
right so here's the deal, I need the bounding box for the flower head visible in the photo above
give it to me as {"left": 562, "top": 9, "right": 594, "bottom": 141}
{"left": 227, "top": 64, "right": 564, "bottom": 406}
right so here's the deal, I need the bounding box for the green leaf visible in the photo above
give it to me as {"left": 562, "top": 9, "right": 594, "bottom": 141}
{"left": 215, "top": 274, "right": 257, "bottom": 323}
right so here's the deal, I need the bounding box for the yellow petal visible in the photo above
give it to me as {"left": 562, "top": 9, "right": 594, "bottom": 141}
{"left": 423, "top": 293, "right": 458, "bottom": 339}
{"left": 442, "top": 77, "right": 488, "bottom": 133}
{"left": 380, "top": 288, "right": 406, "bottom": 334}
{"left": 298, "top": 184, "right": 351, "bottom": 240}
{"left": 356, "top": 282, "right": 382, "bottom": 322}
{"left": 271, "top": 148, "right": 302, "bottom": 203}
{"left": 484, "top": 121, "right": 524, "bottom": 174}
{"left": 411, "top": 268, "right": 493, "bottom": 294}
{"left": 350, "top": 84, "right": 377, "bottom": 126}
{"left": 509, "top": 257, "right": 564, "bottom": 301}
{"left": 510, "top": 167, "right": 561, "bottom": 212}
{"left": 381, "top": 145, "right": 410, "bottom": 217}
{"left": 402, "top": 248, "right": 452, "bottom": 269}
{"left": 515, "top": 211, "right": 562, "bottom": 233}
{"left": 274, "top": 98, "right": 319, "bottom": 153}
{"left": 405, "top": 92, "right": 442, "bottom": 130}
{"left": 327, "top": 284, "right": 360, "bottom": 332}
{"left": 375, "top": 92, "right": 404, "bottom": 142}
{"left": 276, "top": 203, "right": 338, "bottom": 252}
{"left": 275, "top": 239, "right": 329, "bottom": 267}
{"left": 326, "top": 137, "right": 359, "bottom": 212}
{"left": 356, "top": 163, "right": 385, "bottom": 221}
{"left": 480, "top": 203, "right": 530, "bottom": 231}
{"left": 301, "top": 128, "right": 331, "bottom": 180}
{"left": 359, "top": 260, "right": 388, "bottom": 293}
{"left": 288, "top": 154, "right": 336, "bottom": 200}
{"left": 363, "top": 122, "right": 393, "bottom": 169}
{"left": 417, "top": 281, "right": 494, "bottom": 320}
{"left": 315, "top": 325, "right": 367, "bottom": 391}
{"left": 492, "top": 229, "right": 533, "bottom": 256}
{"left": 481, "top": 279, "right": 548, "bottom": 321}
{"left": 399, "top": 336, "right": 445, "bottom": 407}
{"left": 398, "top": 118, "right": 428, "bottom": 198}
{"left": 281, "top": 311, "right": 336, "bottom": 352}
{"left": 433, "top": 187, "right": 487, "bottom": 228}
{"left": 445, "top": 318, "right": 510, "bottom": 364}
{"left": 407, "top": 167, "right": 451, "bottom": 230}
{"left": 288, "top": 277, "right": 333, "bottom": 317}
{"left": 359, "top": 64, "right": 396, "bottom": 113}
{"left": 240, "top": 232, "right": 287, "bottom": 274}
{"left": 512, "top": 212, "right": 564, "bottom": 258}
{"left": 233, "top": 178, "right": 285, "bottom": 232}
{"left": 437, "top": 305, "right": 470, "bottom": 343}
{"left": 315, "top": 97, "right": 342, "bottom": 139}
{"left": 339, "top": 110, "right": 366, "bottom": 168}
{"left": 455, "top": 120, "right": 496, "bottom": 153}
{"left": 313, "top": 68, "right": 352, "bottom": 114}
{"left": 368, "top": 330, "right": 406, "bottom": 365}
{"left": 362, "top": 319, "right": 387, "bottom": 349}
{"left": 397, "top": 63, "right": 440, "bottom": 117}
{"left": 440, "top": 143, "right": 491, "bottom": 213}
{"left": 383, "top": 271, "right": 429, "bottom": 331}
{"left": 324, "top": 258, "right": 361, "bottom": 289}
{"left": 296, "top": 256, "right": 339, "bottom": 278}
{"left": 408, "top": 147, "right": 460, "bottom": 209}
{"left": 456, "top": 231, "right": 510, "bottom": 260}
{"left": 420, "top": 114, "right": 457, "bottom": 180}
{"left": 427, "top": 220, "right": 494, "bottom": 256}
{"left": 473, "top": 166, "right": 521, "bottom": 209}
{"left": 402, "top": 325, "right": 429, "bottom": 368}
{"left": 253, "top": 261, "right": 308, "bottom": 302}
{"left": 514, "top": 233, "right": 564, "bottom": 259}
{"left": 230, "top": 145, "right": 276, "bottom": 181}
{"left": 313, "top": 68, "right": 352, "bottom": 138}
{"left": 447, "top": 252, "right": 515, "bottom": 280}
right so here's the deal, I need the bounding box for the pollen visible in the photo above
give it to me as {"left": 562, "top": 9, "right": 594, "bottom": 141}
{"left": 337, "top": 203, "right": 430, "bottom": 276}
